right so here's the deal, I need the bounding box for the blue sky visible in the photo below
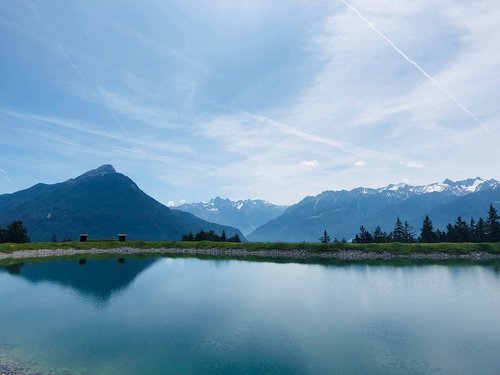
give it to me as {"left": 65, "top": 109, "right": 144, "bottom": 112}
{"left": 1, "top": 0, "right": 499, "bottom": 205}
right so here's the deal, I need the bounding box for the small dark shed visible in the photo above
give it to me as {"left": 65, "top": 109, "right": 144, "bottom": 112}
{"left": 80, "top": 234, "right": 88, "bottom": 242}
{"left": 118, "top": 234, "right": 126, "bottom": 242}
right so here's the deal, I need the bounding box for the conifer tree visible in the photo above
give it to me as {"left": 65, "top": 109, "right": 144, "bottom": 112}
{"left": 446, "top": 223, "right": 456, "bottom": 242}
{"left": 391, "top": 218, "right": 406, "bottom": 242}
{"left": 486, "top": 204, "right": 500, "bottom": 242}
{"left": 353, "top": 225, "right": 372, "bottom": 243}
{"left": 419, "top": 215, "right": 436, "bottom": 243}
{"left": 469, "top": 218, "right": 476, "bottom": 242}
{"left": 435, "top": 229, "right": 447, "bottom": 242}
{"left": 372, "top": 226, "right": 387, "bottom": 243}
{"left": 475, "top": 218, "right": 487, "bottom": 242}
{"left": 403, "top": 221, "right": 415, "bottom": 243}
{"left": 319, "top": 230, "right": 331, "bottom": 244}
{"left": 228, "top": 234, "right": 241, "bottom": 243}
{"left": 453, "top": 216, "right": 470, "bottom": 242}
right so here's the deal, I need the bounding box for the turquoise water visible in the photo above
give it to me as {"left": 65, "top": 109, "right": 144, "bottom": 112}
{"left": 1, "top": 256, "right": 500, "bottom": 374}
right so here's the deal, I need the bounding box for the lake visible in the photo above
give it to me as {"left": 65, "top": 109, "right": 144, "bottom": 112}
{"left": 1, "top": 256, "right": 499, "bottom": 374}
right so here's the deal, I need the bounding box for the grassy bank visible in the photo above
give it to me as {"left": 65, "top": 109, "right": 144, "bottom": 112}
{"left": 1, "top": 240, "right": 499, "bottom": 254}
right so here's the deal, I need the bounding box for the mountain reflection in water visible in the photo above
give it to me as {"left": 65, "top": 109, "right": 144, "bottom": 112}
{"left": 0, "top": 257, "right": 158, "bottom": 303}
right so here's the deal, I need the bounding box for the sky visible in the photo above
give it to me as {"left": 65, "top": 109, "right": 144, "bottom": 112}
{"left": 1, "top": 0, "right": 499, "bottom": 206}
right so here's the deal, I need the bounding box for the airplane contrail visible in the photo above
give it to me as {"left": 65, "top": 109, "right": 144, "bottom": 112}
{"left": 56, "top": 43, "right": 131, "bottom": 138}
{"left": 28, "top": 1, "right": 131, "bottom": 138}
{"left": 340, "top": 0, "right": 492, "bottom": 134}
{"left": 57, "top": 43, "right": 86, "bottom": 82}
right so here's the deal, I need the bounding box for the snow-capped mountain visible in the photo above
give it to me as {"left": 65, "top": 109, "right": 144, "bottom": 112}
{"left": 176, "top": 197, "right": 288, "bottom": 235}
{"left": 377, "top": 177, "right": 499, "bottom": 197}
{"left": 248, "top": 177, "right": 500, "bottom": 242}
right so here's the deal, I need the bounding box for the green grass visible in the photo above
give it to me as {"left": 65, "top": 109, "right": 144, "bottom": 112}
{"left": 0, "top": 240, "right": 499, "bottom": 254}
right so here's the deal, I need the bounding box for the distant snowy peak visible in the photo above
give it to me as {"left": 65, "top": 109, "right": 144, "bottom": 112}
{"left": 300, "top": 177, "right": 500, "bottom": 207}
{"left": 190, "top": 197, "right": 280, "bottom": 211}
{"left": 378, "top": 177, "right": 499, "bottom": 197}
{"left": 176, "top": 197, "right": 288, "bottom": 236}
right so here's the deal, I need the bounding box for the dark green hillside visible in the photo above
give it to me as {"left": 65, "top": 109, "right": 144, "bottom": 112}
{"left": 0, "top": 165, "right": 244, "bottom": 242}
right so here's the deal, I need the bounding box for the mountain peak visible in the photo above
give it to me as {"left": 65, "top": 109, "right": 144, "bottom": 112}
{"left": 77, "top": 165, "right": 117, "bottom": 179}
{"left": 442, "top": 178, "right": 453, "bottom": 185}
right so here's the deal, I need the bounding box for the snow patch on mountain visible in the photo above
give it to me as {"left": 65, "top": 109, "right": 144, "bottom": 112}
{"left": 377, "top": 177, "right": 497, "bottom": 197}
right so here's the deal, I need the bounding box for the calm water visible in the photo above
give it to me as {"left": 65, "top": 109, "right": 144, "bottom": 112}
{"left": 1, "top": 256, "right": 500, "bottom": 374}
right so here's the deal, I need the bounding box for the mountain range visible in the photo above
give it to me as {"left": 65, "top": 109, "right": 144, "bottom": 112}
{"left": 247, "top": 177, "right": 500, "bottom": 242}
{"left": 0, "top": 165, "right": 244, "bottom": 242}
{"left": 177, "top": 197, "right": 288, "bottom": 235}
{"left": 1, "top": 167, "right": 499, "bottom": 243}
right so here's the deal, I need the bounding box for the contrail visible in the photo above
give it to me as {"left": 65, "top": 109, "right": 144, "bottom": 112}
{"left": 107, "top": 111, "right": 131, "bottom": 138}
{"left": 56, "top": 43, "right": 131, "bottom": 138}
{"left": 340, "top": 0, "right": 491, "bottom": 134}
{"left": 28, "top": 1, "right": 131, "bottom": 138}
{"left": 57, "top": 43, "right": 86, "bottom": 81}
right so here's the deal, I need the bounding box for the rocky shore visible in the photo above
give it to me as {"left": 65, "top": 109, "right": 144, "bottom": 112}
{"left": 1, "top": 247, "right": 500, "bottom": 262}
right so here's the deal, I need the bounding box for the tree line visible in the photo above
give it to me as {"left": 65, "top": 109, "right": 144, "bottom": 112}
{"left": 0, "top": 220, "right": 30, "bottom": 243}
{"left": 181, "top": 229, "right": 241, "bottom": 243}
{"left": 349, "top": 204, "right": 499, "bottom": 243}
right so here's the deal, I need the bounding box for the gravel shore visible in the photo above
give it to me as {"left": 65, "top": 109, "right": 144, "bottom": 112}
{"left": 1, "top": 247, "right": 500, "bottom": 261}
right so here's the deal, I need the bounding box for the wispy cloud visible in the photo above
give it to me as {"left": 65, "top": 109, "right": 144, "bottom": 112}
{"left": 1, "top": 0, "right": 499, "bottom": 204}
{"left": 0, "top": 168, "right": 10, "bottom": 182}
{"left": 405, "top": 161, "right": 426, "bottom": 169}
{"left": 299, "top": 160, "right": 318, "bottom": 167}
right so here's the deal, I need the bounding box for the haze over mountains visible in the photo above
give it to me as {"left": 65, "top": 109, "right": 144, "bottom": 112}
{"left": 0, "top": 165, "right": 244, "bottom": 242}
{"left": 247, "top": 177, "right": 500, "bottom": 242}
{"left": 177, "top": 198, "right": 288, "bottom": 235}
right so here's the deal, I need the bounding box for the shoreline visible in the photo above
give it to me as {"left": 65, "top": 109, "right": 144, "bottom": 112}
{"left": 1, "top": 247, "right": 500, "bottom": 262}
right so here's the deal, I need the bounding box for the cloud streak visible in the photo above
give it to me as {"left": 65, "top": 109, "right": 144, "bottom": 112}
{"left": 299, "top": 160, "right": 318, "bottom": 167}
{"left": 0, "top": 168, "right": 10, "bottom": 182}
{"left": 340, "top": 0, "right": 491, "bottom": 134}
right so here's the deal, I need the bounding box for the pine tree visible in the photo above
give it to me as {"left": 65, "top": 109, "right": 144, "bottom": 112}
{"left": 221, "top": 230, "right": 227, "bottom": 242}
{"left": 453, "top": 216, "right": 470, "bottom": 242}
{"left": 446, "top": 223, "right": 456, "bottom": 242}
{"left": 372, "top": 226, "right": 388, "bottom": 243}
{"left": 475, "top": 218, "right": 487, "bottom": 242}
{"left": 469, "top": 218, "right": 476, "bottom": 242}
{"left": 391, "top": 218, "right": 406, "bottom": 242}
{"left": 353, "top": 225, "right": 373, "bottom": 243}
{"left": 228, "top": 234, "right": 241, "bottom": 243}
{"left": 419, "top": 215, "right": 436, "bottom": 243}
{"left": 194, "top": 230, "right": 207, "bottom": 241}
{"left": 319, "top": 230, "right": 331, "bottom": 244}
{"left": 182, "top": 231, "right": 195, "bottom": 241}
{"left": 435, "top": 229, "right": 447, "bottom": 242}
{"left": 486, "top": 204, "right": 500, "bottom": 242}
{"left": 403, "top": 221, "right": 416, "bottom": 243}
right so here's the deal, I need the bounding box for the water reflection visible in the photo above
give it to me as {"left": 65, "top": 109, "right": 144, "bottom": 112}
{"left": 0, "top": 257, "right": 158, "bottom": 303}
{"left": 0, "top": 256, "right": 500, "bottom": 374}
